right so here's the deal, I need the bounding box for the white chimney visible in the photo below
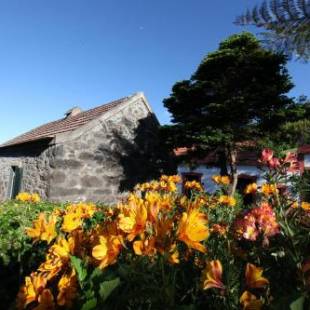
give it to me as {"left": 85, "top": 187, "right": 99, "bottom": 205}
{"left": 65, "top": 107, "right": 82, "bottom": 118}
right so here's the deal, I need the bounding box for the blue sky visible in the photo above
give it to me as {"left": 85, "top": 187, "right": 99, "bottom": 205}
{"left": 0, "top": 0, "right": 309, "bottom": 143}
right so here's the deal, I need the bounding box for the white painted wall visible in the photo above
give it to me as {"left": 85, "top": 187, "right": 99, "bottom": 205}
{"left": 304, "top": 155, "right": 310, "bottom": 168}
{"left": 177, "top": 164, "right": 265, "bottom": 193}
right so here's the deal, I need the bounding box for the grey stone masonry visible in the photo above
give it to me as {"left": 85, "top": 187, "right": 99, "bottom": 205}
{"left": 0, "top": 93, "right": 171, "bottom": 203}
{"left": 0, "top": 141, "right": 56, "bottom": 200}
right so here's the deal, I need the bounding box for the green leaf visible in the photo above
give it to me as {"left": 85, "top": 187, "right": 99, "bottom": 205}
{"left": 99, "top": 277, "right": 120, "bottom": 302}
{"left": 290, "top": 295, "right": 305, "bottom": 310}
{"left": 90, "top": 267, "right": 104, "bottom": 281}
{"left": 81, "top": 298, "right": 97, "bottom": 310}
{"left": 70, "top": 255, "right": 88, "bottom": 284}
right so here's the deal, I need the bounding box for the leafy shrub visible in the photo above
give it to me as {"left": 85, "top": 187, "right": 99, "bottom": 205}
{"left": 0, "top": 200, "right": 63, "bottom": 308}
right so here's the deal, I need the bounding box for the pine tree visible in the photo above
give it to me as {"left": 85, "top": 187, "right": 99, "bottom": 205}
{"left": 162, "top": 33, "right": 297, "bottom": 195}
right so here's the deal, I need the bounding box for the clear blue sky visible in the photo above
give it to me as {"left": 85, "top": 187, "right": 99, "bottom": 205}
{"left": 0, "top": 0, "right": 309, "bottom": 143}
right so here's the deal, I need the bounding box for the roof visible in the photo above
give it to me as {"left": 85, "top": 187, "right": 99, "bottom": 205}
{"left": 298, "top": 145, "right": 310, "bottom": 154}
{"left": 174, "top": 144, "right": 259, "bottom": 166}
{"left": 0, "top": 96, "right": 131, "bottom": 148}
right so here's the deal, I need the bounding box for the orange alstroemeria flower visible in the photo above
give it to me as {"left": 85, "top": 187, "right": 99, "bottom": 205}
{"left": 212, "top": 175, "right": 230, "bottom": 185}
{"left": 26, "top": 213, "right": 57, "bottom": 244}
{"left": 92, "top": 235, "right": 123, "bottom": 269}
{"left": 211, "top": 224, "right": 228, "bottom": 236}
{"left": 218, "top": 195, "right": 236, "bottom": 207}
{"left": 133, "top": 237, "right": 157, "bottom": 257}
{"left": 184, "top": 180, "right": 204, "bottom": 192}
{"left": 118, "top": 196, "right": 147, "bottom": 241}
{"left": 61, "top": 213, "right": 82, "bottom": 233}
{"left": 244, "top": 183, "right": 257, "bottom": 195}
{"left": 38, "top": 254, "right": 63, "bottom": 281}
{"left": 50, "top": 237, "right": 75, "bottom": 260}
{"left": 177, "top": 209, "right": 209, "bottom": 253}
{"left": 57, "top": 269, "right": 78, "bottom": 308}
{"left": 168, "top": 244, "right": 180, "bottom": 265}
{"left": 301, "top": 202, "right": 310, "bottom": 212}
{"left": 240, "top": 291, "right": 263, "bottom": 310}
{"left": 245, "top": 263, "right": 269, "bottom": 289}
{"left": 17, "top": 272, "right": 47, "bottom": 310}
{"left": 34, "top": 289, "right": 55, "bottom": 310}
{"left": 202, "top": 260, "right": 225, "bottom": 290}
{"left": 261, "top": 183, "right": 278, "bottom": 196}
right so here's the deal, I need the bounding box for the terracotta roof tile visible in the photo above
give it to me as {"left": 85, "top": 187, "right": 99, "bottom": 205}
{"left": 174, "top": 146, "right": 259, "bottom": 166}
{"left": 298, "top": 145, "right": 310, "bottom": 154}
{"left": 1, "top": 96, "right": 128, "bottom": 148}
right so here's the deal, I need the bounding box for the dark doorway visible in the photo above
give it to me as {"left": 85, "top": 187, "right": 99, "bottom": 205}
{"left": 8, "top": 166, "right": 23, "bottom": 199}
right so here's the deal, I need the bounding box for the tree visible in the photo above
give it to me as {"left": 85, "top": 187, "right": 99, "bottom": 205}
{"left": 162, "top": 32, "right": 297, "bottom": 194}
{"left": 235, "top": 0, "right": 310, "bottom": 61}
{"left": 259, "top": 96, "right": 310, "bottom": 150}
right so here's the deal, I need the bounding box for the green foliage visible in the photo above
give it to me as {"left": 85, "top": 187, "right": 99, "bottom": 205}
{"left": 236, "top": 0, "right": 310, "bottom": 61}
{"left": 0, "top": 200, "right": 62, "bottom": 309}
{"left": 70, "top": 256, "right": 121, "bottom": 309}
{"left": 163, "top": 32, "right": 295, "bottom": 147}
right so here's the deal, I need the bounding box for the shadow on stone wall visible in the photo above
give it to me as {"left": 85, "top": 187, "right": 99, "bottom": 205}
{"left": 94, "top": 113, "right": 176, "bottom": 193}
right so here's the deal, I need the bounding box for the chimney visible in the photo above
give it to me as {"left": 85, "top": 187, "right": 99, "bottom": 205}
{"left": 65, "top": 107, "right": 82, "bottom": 118}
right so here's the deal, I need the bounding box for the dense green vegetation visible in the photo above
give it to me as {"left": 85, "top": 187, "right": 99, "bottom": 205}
{"left": 0, "top": 201, "right": 63, "bottom": 309}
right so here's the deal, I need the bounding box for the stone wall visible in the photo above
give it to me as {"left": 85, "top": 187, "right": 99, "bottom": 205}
{"left": 0, "top": 96, "right": 170, "bottom": 204}
{"left": 48, "top": 97, "right": 161, "bottom": 203}
{"left": 0, "top": 141, "right": 56, "bottom": 200}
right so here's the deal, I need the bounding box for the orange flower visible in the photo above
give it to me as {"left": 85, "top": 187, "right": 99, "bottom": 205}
{"left": 212, "top": 175, "right": 230, "bottom": 185}
{"left": 261, "top": 183, "right": 278, "bottom": 196}
{"left": 133, "top": 237, "right": 156, "bottom": 257}
{"left": 57, "top": 270, "right": 78, "bottom": 308}
{"left": 301, "top": 202, "right": 310, "bottom": 212}
{"left": 17, "top": 272, "right": 47, "bottom": 309}
{"left": 240, "top": 291, "right": 263, "bottom": 310}
{"left": 38, "top": 254, "right": 63, "bottom": 281}
{"left": 177, "top": 209, "right": 209, "bottom": 253}
{"left": 92, "top": 235, "right": 123, "bottom": 269}
{"left": 61, "top": 213, "right": 82, "bottom": 233}
{"left": 184, "top": 180, "right": 204, "bottom": 192}
{"left": 168, "top": 244, "right": 180, "bottom": 264}
{"left": 118, "top": 195, "right": 147, "bottom": 241}
{"left": 26, "top": 213, "right": 57, "bottom": 244}
{"left": 218, "top": 195, "right": 236, "bottom": 207}
{"left": 244, "top": 183, "right": 257, "bottom": 195}
{"left": 34, "top": 289, "right": 55, "bottom": 310}
{"left": 50, "top": 236, "right": 75, "bottom": 261}
{"left": 16, "top": 192, "right": 41, "bottom": 203}
{"left": 202, "top": 260, "right": 225, "bottom": 290}
{"left": 245, "top": 263, "right": 269, "bottom": 288}
{"left": 211, "top": 224, "right": 228, "bottom": 236}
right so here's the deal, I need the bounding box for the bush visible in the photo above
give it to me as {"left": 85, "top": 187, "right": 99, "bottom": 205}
{"left": 6, "top": 149, "right": 310, "bottom": 309}
{"left": 0, "top": 200, "right": 63, "bottom": 309}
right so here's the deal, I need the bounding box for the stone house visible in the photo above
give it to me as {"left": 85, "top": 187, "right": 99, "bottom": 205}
{"left": 0, "top": 92, "right": 164, "bottom": 203}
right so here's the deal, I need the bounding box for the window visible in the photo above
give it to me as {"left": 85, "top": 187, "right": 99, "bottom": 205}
{"left": 182, "top": 172, "right": 203, "bottom": 194}
{"left": 237, "top": 174, "right": 257, "bottom": 205}
{"left": 7, "top": 166, "right": 23, "bottom": 199}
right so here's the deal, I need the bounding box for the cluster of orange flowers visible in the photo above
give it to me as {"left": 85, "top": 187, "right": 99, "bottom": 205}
{"left": 18, "top": 175, "right": 212, "bottom": 309}
{"left": 16, "top": 192, "right": 41, "bottom": 203}
{"left": 18, "top": 203, "right": 97, "bottom": 309}
{"left": 234, "top": 202, "right": 279, "bottom": 243}
{"left": 212, "top": 175, "right": 231, "bottom": 185}
{"left": 202, "top": 260, "right": 269, "bottom": 309}
{"left": 17, "top": 169, "right": 286, "bottom": 309}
